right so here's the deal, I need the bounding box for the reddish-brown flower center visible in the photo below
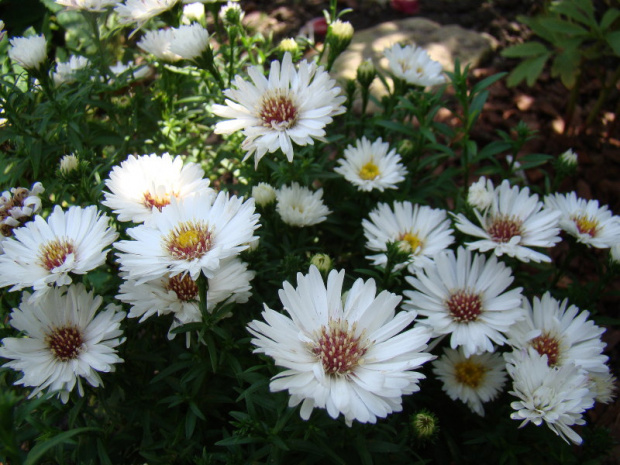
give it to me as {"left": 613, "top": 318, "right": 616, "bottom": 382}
{"left": 487, "top": 215, "right": 523, "bottom": 243}
{"left": 259, "top": 91, "right": 298, "bottom": 130}
{"left": 446, "top": 290, "right": 482, "bottom": 322}
{"left": 312, "top": 320, "right": 368, "bottom": 375}
{"left": 531, "top": 333, "right": 561, "bottom": 366}
{"left": 165, "top": 221, "right": 213, "bottom": 261}
{"left": 143, "top": 191, "right": 173, "bottom": 211}
{"left": 454, "top": 360, "right": 487, "bottom": 388}
{"left": 39, "top": 238, "right": 76, "bottom": 271}
{"left": 46, "top": 326, "right": 84, "bottom": 362}
{"left": 166, "top": 274, "right": 199, "bottom": 301}
{"left": 572, "top": 214, "right": 598, "bottom": 237}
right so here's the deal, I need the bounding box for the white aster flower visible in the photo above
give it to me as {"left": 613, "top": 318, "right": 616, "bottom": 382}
{"left": 453, "top": 179, "right": 562, "bottom": 263}
{"left": 334, "top": 136, "right": 407, "bottom": 192}
{"left": 0, "top": 284, "right": 125, "bottom": 403}
{"left": 56, "top": 0, "right": 120, "bottom": 11}
{"left": 362, "top": 201, "right": 454, "bottom": 272}
{"left": 169, "top": 23, "right": 210, "bottom": 61}
{"left": 213, "top": 52, "right": 346, "bottom": 167}
{"left": 219, "top": 1, "right": 244, "bottom": 24}
{"left": 383, "top": 43, "right": 445, "bottom": 87}
{"left": 559, "top": 148, "right": 578, "bottom": 167}
{"left": 275, "top": 182, "right": 331, "bottom": 227}
{"left": 59, "top": 154, "right": 79, "bottom": 175}
{"left": 115, "top": 191, "right": 260, "bottom": 283}
{"left": 114, "top": 0, "right": 179, "bottom": 29}
{"left": 506, "top": 292, "right": 608, "bottom": 375}
{"left": 118, "top": 257, "right": 254, "bottom": 338}
{"left": 8, "top": 35, "right": 48, "bottom": 71}
{"left": 544, "top": 192, "right": 620, "bottom": 249}
{"left": 248, "top": 265, "right": 434, "bottom": 426}
{"left": 586, "top": 369, "right": 616, "bottom": 404}
{"left": 0, "top": 205, "right": 118, "bottom": 299}
{"left": 181, "top": 2, "right": 205, "bottom": 23}
{"left": 404, "top": 247, "right": 524, "bottom": 357}
{"left": 251, "top": 182, "right": 276, "bottom": 207}
{"left": 467, "top": 176, "right": 494, "bottom": 210}
{"left": 137, "top": 28, "right": 182, "bottom": 62}
{"left": 102, "top": 152, "right": 213, "bottom": 224}
{"left": 53, "top": 55, "right": 90, "bottom": 86}
{"left": 505, "top": 348, "right": 595, "bottom": 445}
{"left": 108, "top": 60, "right": 150, "bottom": 81}
{"left": 432, "top": 347, "right": 507, "bottom": 416}
{"left": 1, "top": 182, "right": 45, "bottom": 250}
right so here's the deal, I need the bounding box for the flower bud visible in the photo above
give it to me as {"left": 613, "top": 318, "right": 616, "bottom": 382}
{"left": 310, "top": 253, "right": 332, "bottom": 274}
{"left": 278, "top": 38, "right": 299, "bottom": 55}
{"left": 411, "top": 410, "right": 439, "bottom": 443}
{"left": 251, "top": 182, "right": 276, "bottom": 207}
{"left": 59, "top": 154, "right": 79, "bottom": 176}
{"left": 356, "top": 59, "right": 377, "bottom": 89}
{"left": 559, "top": 148, "right": 578, "bottom": 167}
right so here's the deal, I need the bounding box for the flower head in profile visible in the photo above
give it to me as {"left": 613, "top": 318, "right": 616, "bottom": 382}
{"left": 383, "top": 43, "right": 445, "bottom": 87}
{"left": 276, "top": 182, "right": 330, "bottom": 227}
{"left": 362, "top": 201, "right": 454, "bottom": 273}
{"left": 53, "top": 55, "right": 90, "bottom": 86}
{"left": 108, "top": 61, "right": 150, "bottom": 82}
{"left": 8, "top": 35, "right": 48, "bottom": 71}
{"left": 544, "top": 192, "right": 620, "bottom": 249}
{"left": 506, "top": 292, "right": 608, "bottom": 375}
{"left": 432, "top": 347, "right": 507, "bottom": 416}
{"left": 248, "top": 266, "right": 434, "bottom": 426}
{"left": 453, "top": 180, "right": 562, "bottom": 263}
{"left": 103, "top": 153, "right": 213, "bottom": 224}
{"left": 213, "top": 52, "right": 346, "bottom": 167}
{"left": 467, "top": 176, "right": 494, "bottom": 211}
{"left": 505, "top": 348, "right": 595, "bottom": 445}
{"left": 55, "top": 0, "right": 120, "bottom": 11}
{"left": 219, "top": 1, "right": 244, "bottom": 25}
{"left": 115, "top": 191, "right": 260, "bottom": 283}
{"left": 115, "top": 0, "right": 179, "bottom": 29}
{"left": 137, "top": 28, "right": 182, "bottom": 62}
{"left": 0, "top": 284, "right": 125, "bottom": 403}
{"left": 334, "top": 136, "right": 407, "bottom": 192}
{"left": 251, "top": 182, "right": 276, "bottom": 207}
{"left": 0, "top": 205, "right": 118, "bottom": 300}
{"left": 169, "top": 23, "right": 210, "bottom": 61}
{"left": 404, "top": 247, "right": 524, "bottom": 357}
{"left": 118, "top": 258, "right": 254, "bottom": 340}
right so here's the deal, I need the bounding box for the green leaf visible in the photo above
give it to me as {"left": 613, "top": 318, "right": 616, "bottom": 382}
{"left": 606, "top": 31, "right": 620, "bottom": 56}
{"left": 501, "top": 41, "right": 549, "bottom": 58}
{"left": 537, "top": 17, "right": 589, "bottom": 36}
{"left": 24, "top": 427, "right": 102, "bottom": 465}
{"left": 550, "top": 47, "right": 581, "bottom": 88}
{"left": 600, "top": 8, "right": 620, "bottom": 31}
{"left": 506, "top": 53, "right": 551, "bottom": 87}
{"left": 550, "top": 0, "right": 596, "bottom": 27}
{"left": 471, "top": 72, "right": 507, "bottom": 94}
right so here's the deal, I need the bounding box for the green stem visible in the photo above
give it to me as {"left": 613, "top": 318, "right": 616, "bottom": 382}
{"left": 197, "top": 273, "right": 209, "bottom": 324}
{"left": 585, "top": 66, "right": 620, "bottom": 127}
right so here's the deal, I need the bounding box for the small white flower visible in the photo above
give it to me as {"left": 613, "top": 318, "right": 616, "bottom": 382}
{"left": 108, "top": 60, "right": 150, "bottom": 82}
{"left": 115, "top": 191, "right": 260, "bottom": 283}
{"left": 404, "top": 247, "right": 524, "bottom": 357}
{"left": 506, "top": 292, "right": 608, "bottom": 375}
{"left": 453, "top": 180, "right": 562, "bottom": 263}
{"left": 169, "top": 23, "right": 210, "bottom": 61}
{"left": 383, "top": 43, "right": 445, "bottom": 87}
{"left": 53, "top": 55, "right": 90, "bottom": 86}
{"left": 213, "top": 52, "right": 346, "bottom": 167}
{"left": 432, "top": 347, "right": 507, "bottom": 416}
{"left": 0, "top": 205, "right": 118, "bottom": 299}
{"left": 59, "top": 154, "right": 79, "bottom": 175}
{"left": 8, "top": 35, "right": 47, "bottom": 70}
{"left": 55, "top": 0, "right": 120, "bottom": 11}
{"left": 0, "top": 284, "right": 125, "bottom": 403}
{"left": 544, "top": 192, "right": 620, "bottom": 249}
{"left": 587, "top": 369, "right": 616, "bottom": 404}
{"left": 362, "top": 201, "right": 454, "bottom": 272}
{"left": 467, "top": 176, "right": 494, "bottom": 210}
{"left": 118, "top": 257, "right": 254, "bottom": 339}
{"left": 559, "top": 148, "right": 578, "bottom": 167}
{"left": 505, "top": 348, "right": 595, "bottom": 445}
{"left": 276, "top": 182, "right": 330, "bottom": 227}
{"left": 115, "top": 0, "right": 179, "bottom": 28}
{"left": 251, "top": 182, "right": 276, "bottom": 207}
{"left": 334, "top": 136, "right": 407, "bottom": 192}
{"left": 102, "top": 153, "right": 213, "bottom": 224}
{"left": 0, "top": 182, "right": 45, "bottom": 253}
{"left": 248, "top": 266, "right": 434, "bottom": 426}
{"left": 137, "top": 28, "right": 182, "bottom": 62}
{"left": 181, "top": 2, "right": 205, "bottom": 23}
{"left": 219, "top": 1, "right": 244, "bottom": 24}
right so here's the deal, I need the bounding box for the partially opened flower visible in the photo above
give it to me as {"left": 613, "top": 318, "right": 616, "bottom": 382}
{"left": 169, "top": 23, "right": 210, "bottom": 61}
{"left": 8, "top": 35, "right": 47, "bottom": 71}
{"left": 102, "top": 153, "right": 213, "bottom": 224}
{"left": 248, "top": 266, "right": 434, "bottom": 426}
{"left": 0, "top": 284, "right": 125, "bottom": 403}
{"left": 432, "top": 347, "right": 507, "bottom": 416}
{"left": 0, "top": 205, "right": 118, "bottom": 299}
{"left": 115, "top": 191, "right": 260, "bottom": 283}
{"left": 505, "top": 348, "right": 595, "bottom": 445}
{"left": 362, "top": 201, "right": 454, "bottom": 272}
{"left": 53, "top": 55, "right": 90, "bottom": 86}
{"left": 453, "top": 180, "right": 562, "bottom": 263}
{"left": 276, "top": 182, "right": 330, "bottom": 227}
{"left": 334, "top": 136, "right": 407, "bottom": 192}
{"left": 383, "top": 43, "right": 445, "bottom": 87}
{"left": 544, "top": 192, "right": 620, "bottom": 249}
{"left": 115, "top": 0, "right": 179, "bottom": 29}
{"left": 137, "top": 28, "right": 182, "bottom": 62}
{"left": 467, "top": 176, "right": 494, "bottom": 211}
{"left": 213, "top": 52, "right": 346, "bottom": 167}
{"left": 506, "top": 292, "right": 608, "bottom": 375}
{"left": 404, "top": 247, "right": 524, "bottom": 357}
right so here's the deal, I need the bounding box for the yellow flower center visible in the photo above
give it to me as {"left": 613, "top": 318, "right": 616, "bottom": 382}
{"left": 572, "top": 215, "right": 598, "bottom": 237}
{"left": 398, "top": 232, "right": 423, "bottom": 254}
{"left": 39, "top": 238, "right": 76, "bottom": 271}
{"left": 359, "top": 161, "right": 380, "bottom": 180}
{"left": 143, "top": 191, "right": 173, "bottom": 211}
{"left": 454, "top": 360, "right": 487, "bottom": 388}
{"left": 165, "top": 221, "right": 213, "bottom": 261}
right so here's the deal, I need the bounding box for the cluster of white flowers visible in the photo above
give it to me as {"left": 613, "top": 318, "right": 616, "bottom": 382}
{"left": 138, "top": 23, "right": 210, "bottom": 62}
{"left": 0, "top": 182, "right": 45, "bottom": 251}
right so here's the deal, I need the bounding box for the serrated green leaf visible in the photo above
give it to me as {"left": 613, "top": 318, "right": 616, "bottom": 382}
{"left": 506, "top": 53, "right": 551, "bottom": 87}
{"left": 501, "top": 41, "right": 549, "bottom": 58}
{"left": 550, "top": 0, "right": 596, "bottom": 27}
{"left": 607, "top": 31, "right": 620, "bottom": 56}
{"left": 551, "top": 48, "right": 581, "bottom": 88}
{"left": 537, "top": 17, "right": 589, "bottom": 36}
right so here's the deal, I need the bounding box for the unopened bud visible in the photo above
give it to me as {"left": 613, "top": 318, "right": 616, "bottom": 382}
{"left": 310, "top": 253, "right": 332, "bottom": 274}
{"left": 411, "top": 410, "right": 439, "bottom": 442}
{"left": 278, "top": 38, "right": 299, "bottom": 54}
{"left": 559, "top": 148, "right": 577, "bottom": 167}
{"left": 356, "top": 59, "right": 377, "bottom": 88}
